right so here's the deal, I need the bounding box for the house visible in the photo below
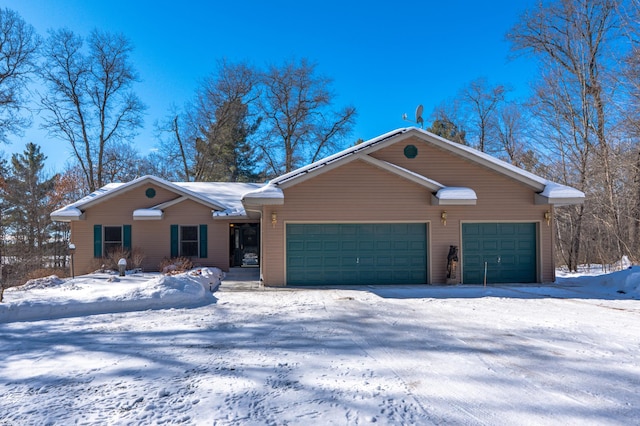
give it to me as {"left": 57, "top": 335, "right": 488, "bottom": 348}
{"left": 51, "top": 127, "right": 584, "bottom": 286}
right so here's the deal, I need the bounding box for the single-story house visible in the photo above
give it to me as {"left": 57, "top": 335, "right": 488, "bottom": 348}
{"left": 51, "top": 127, "right": 584, "bottom": 286}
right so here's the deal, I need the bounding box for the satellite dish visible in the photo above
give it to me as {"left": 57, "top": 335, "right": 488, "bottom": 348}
{"left": 415, "top": 104, "right": 424, "bottom": 128}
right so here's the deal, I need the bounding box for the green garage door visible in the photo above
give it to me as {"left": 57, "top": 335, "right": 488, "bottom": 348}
{"left": 462, "top": 223, "right": 537, "bottom": 284}
{"left": 287, "top": 223, "right": 428, "bottom": 285}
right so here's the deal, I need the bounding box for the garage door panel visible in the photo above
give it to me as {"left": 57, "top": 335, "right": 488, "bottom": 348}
{"left": 341, "top": 241, "right": 357, "bottom": 251}
{"left": 323, "top": 241, "right": 340, "bottom": 251}
{"left": 306, "top": 241, "right": 322, "bottom": 251}
{"left": 501, "top": 241, "right": 516, "bottom": 250}
{"left": 482, "top": 240, "right": 499, "bottom": 250}
{"left": 377, "top": 256, "right": 393, "bottom": 267}
{"left": 393, "top": 241, "right": 408, "bottom": 250}
{"left": 359, "top": 241, "right": 375, "bottom": 251}
{"left": 375, "top": 241, "right": 392, "bottom": 250}
{"left": 288, "top": 256, "right": 305, "bottom": 268}
{"left": 287, "top": 223, "right": 427, "bottom": 285}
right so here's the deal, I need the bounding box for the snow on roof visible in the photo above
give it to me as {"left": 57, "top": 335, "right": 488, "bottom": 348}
{"left": 51, "top": 176, "right": 268, "bottom": 221}
{"left": 175, "top": 181, "right": 265, "bottom": 213}
{"left": 133, "top": 209, "right": 164, "bottom": 220}
{"left": 432, "top": 187, "right": 478, "bottom": 206}
{"left": 539, "top": 182, "right": 585, "bottom": 200}
{"left": 241, "top": 183, "right": 285, "bottom": 204}
{"left": 50, "top": 207, "right": 84, "bottom": 221}
{"left": 436, "top": 187, "right": 478, "bottom": 201}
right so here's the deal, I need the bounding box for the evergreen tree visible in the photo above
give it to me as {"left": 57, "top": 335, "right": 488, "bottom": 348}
{"left": 2, "top": 143, "right": 57, "bottom": 275}
{"left": 195, "top": 97, "right": 261, "bottom": 182}
{"left": 427, "top": 118, "right": 467, "bottom": 145}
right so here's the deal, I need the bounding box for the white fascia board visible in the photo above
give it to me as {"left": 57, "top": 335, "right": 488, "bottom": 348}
{"left": 358, "top": 155, "right": 445, "bottom": 191}
{"left": 271, "top": 128, "right": 411, "bottom": 188}
{"left": 154, "top": 196, "right": 188, "bottom": 209}
{"left": 212, "top": 209, "right": 248, "bottom": 219}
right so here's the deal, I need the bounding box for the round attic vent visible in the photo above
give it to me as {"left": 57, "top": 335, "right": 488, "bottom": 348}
{"left": 145, "top": 188, "right": 156, "bottom": 198}
{"left": 404, "top": 144, "right": 418, "bottom": 159}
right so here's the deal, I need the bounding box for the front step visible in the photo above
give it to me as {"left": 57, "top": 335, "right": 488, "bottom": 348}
{"left": 224, "top": 267, "right": 260, "bottom": 281}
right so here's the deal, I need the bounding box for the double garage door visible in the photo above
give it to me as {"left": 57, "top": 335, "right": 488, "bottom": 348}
{"left": 286, "top": 223, "right": 428, "bottom": 285}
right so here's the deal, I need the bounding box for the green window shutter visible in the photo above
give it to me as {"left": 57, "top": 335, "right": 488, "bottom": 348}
{"left": 94, "top": 224, "right": 102, "bottom": 258}
{"left": 199, "top": 224, "right": 208, "bottom": 258}
{"left": 123, "top": 225, "right": 132, "bottom": 251}
{"left": 170, "top": 224, "right": 179, "bottom": 258}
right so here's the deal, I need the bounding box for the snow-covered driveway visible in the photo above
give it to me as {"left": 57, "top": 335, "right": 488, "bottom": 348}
{"left": 1, "top": 278, "right": 639, "bottom": 425}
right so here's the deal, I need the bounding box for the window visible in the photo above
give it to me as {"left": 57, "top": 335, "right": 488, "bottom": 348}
{"left": 180, "top": 225, "right": 199, "bottom": 257}
{"left": 104, "top": 226, "right": 123, "bottom": 255}
{"left": 170, "top": 224, "right": 207, "bottom": 258}
{"left": 404, "top": 144, "right": 418, "bottom": 159}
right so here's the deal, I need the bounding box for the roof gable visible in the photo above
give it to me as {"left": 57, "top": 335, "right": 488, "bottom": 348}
{"left": 269, "top": 127, "right": 584, "bottom": 205}
{"left": 51, "top": 175, "right": 266, "bottom": 221}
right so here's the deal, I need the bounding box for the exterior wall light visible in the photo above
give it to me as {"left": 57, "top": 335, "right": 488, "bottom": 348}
{"left": 441, "top": 211, "right": 447, "bottom": 226}
{"left": 271, "top": 211, "right": 277, "bottom": 228}
{"left": 544, "top": 210, "right": 551, "bottom": 226}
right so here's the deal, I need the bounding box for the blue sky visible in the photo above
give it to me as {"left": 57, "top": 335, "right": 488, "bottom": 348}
{"left": 3, "top": 0, "right": 539, "bottom": 172}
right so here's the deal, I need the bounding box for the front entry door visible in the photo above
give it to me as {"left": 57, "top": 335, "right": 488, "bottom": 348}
{"left": 230, "top": 223, "right": 260, "bottom": 267}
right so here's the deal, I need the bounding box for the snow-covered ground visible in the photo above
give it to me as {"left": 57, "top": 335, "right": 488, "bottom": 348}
{"left": 1, "top": 266, "right": 639, "bottom": 425}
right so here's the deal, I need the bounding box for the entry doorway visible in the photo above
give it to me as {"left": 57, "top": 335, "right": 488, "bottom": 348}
{"left": 230, "top": 223, "right": 260, "bottom": 267}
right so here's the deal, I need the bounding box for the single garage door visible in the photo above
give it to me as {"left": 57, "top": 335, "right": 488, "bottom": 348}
{"left": 462, "top": 223, "right": 537, "bottom": 284}
{"left": 287, "top": 223, "right": 428, "bottom": 285}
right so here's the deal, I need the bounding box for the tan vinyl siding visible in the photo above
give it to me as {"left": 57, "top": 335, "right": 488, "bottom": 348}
{"left": 69, "top": 183, "right": 233, "bottom": 274}
{"left": 261, "top": 135, "right": 554, "bottom": 286}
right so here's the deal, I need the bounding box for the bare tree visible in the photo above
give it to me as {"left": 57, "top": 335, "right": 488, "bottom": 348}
{"left": 460, "top": 78, "right": 508, "bottom": 153}
{"left": 257, "top": 58, "right": 356, "bottom": 175}
{"left": 618, "top": 0, "right": 640, "bottom": 259}
{"left": 508, "top": 0, "right": 620, "bottom": 270}
{"left": 0, "top": 8, "right": 40, "bottom": 143}
{"left": 155, "top": 107, "right": 193, "bottom": 181}
{"left": 493, "top": 101, "right": 535, "bottom": 169}
{"left": 39, "top": 28, "right": 145, "bottom": 192}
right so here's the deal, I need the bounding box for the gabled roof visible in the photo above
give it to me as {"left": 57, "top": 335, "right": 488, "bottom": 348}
{"left": 269, "top": 127, "right": 584, "bottom": 205}
{"left": 51, "top": 175, "right": 266, "bottom": 222}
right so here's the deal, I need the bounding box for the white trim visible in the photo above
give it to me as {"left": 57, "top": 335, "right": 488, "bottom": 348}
{"left": 357, "top": 155, "right": 445, "bottom": 191}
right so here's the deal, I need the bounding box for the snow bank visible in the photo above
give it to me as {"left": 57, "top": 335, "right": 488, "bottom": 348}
{"left": 556, "top": 265, "right": 640, "bottom": 297}
{"left": 0, "top": 268, "right": 221, "bottom": 323}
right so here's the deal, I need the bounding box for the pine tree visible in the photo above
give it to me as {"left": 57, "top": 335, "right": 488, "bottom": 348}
{"left": 2, "top": 143, "right": 57, "bottom": 277}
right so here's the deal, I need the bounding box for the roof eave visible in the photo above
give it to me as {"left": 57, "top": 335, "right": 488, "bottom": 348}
{"left": 535, "top": 194, "right": 585, "bottom": 206}
{"left": 50, "top": 208, "right": 85, "bottom": 222}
